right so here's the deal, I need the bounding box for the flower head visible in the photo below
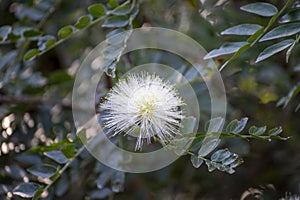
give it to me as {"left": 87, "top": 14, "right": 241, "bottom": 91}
{"left": 100, "top": 72, "right": 185, "bottom": 150}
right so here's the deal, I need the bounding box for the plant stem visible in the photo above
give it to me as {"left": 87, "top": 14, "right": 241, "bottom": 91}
{"left": 36, "top": 146, "right": 85, "bottom": 199}
{"left": 36, "top": 0, "right": 131, "bottom": 58}
{"left": 219, "top": 0, "right": 295, "bottom": 71}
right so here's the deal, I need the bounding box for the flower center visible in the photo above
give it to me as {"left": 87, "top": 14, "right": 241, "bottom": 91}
{"left": 136, "top": 90, "right": 156, "bottom": 117}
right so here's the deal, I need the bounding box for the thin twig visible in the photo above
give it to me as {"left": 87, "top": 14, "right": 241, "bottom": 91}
{"left": 219, "top": 0, "right": 295, "bottom": 71}
{"left": 35, "top": 146, "right": 85, "bottom": 199}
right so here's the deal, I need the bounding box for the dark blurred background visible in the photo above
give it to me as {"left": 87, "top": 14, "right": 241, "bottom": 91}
{"left": 0, "top": 0, "right": 299, "bottom": 199}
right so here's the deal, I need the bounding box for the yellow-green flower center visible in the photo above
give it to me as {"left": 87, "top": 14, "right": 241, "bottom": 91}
{"left": 136, "top": 91, "right": 156, "bottom": 117}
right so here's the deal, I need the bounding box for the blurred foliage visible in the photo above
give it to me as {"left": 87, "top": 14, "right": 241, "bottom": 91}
{"left": 0, "top": 0, "right": 300, "bottom": 199}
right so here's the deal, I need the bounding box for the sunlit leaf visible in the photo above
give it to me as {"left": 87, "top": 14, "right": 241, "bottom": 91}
{"left": 211, "top": 149, "right": 231, "bottom": 162}
{"left": 205, "top": 160, "right": 216, "bottom": 172}
{"left": 221, "top": 24, "right": 262, "bottom": 36}
{"left": 191, "top": 154, "right": 204, "bottom": 168}
{"left": 111, "top": 5, "right": 132, "bottom": 15}
{"left": 61, "top": 144, "right": 75, "bottom": 158}
{"left": 248, "top": 126, "right": 267, "bottom": 136}
{"left": 259, "top": 23, "right": 300, "bottom": 42}
{"left": 108, "top": 0, "right": 119, "bottom": 9}
{"left": 204, "top": 42, "right": 248, "bottom": 59}
{"left": 38, "top": 35, "right": 56, "bottom": 51}
{"left": 7, "top": 32, "right": 21, "bottom": 42}
{"left": 13, "top": 183, "right": 42, "bottom": 198}
{"left": 256, "top": 39, "right": 294, "bottom": 63}
{"left": 222, "top": 153, "right": 238, "bottom": 165}
{"left": 198, "top": 138, "right": 221, "bottom": 157}
{"left": 27, "top": 164, "right": 57, "bottom": 178}
{"left": 23, "top": 29, "right": 42, "bottom": 38}
{"left": 44, "top": 150, "right": 68, "bottom": 164}
{"left": 57, "top": 25, "right": 74, "bottom": 39}
{"left": 102, "top": 16, "right": 129, "bottom": 28}
{"left": 24, "top": 49, "right": 40, "bottom": 61}
{"left": 75, "top": 15, "right": 92, "bottom": 29}
{"left": 226, "top": 117, "right": 248, "bottom": 134}
{"left": 268, "top": 127, "right": 283, "bottom": 136}
{"left": 240, "top": 2, "right": 278, "bottom": 17}
{"left": 88, "top": 4, "right": 106, "bottom": 18}
{"left": 280, "top": 9, "right": 300, "bottom": 23}
{"left": 229, "top": 158, "right": 244, "bottom": 168}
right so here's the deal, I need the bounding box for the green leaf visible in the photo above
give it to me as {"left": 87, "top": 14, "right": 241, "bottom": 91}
{"left": 211, "top": 149, "right": 231, "bottom": 162}
{"left": 88, "top": 4, "right": 106, "bottom": 18}
{"left": 191, "top": 155, "right": 204, "bottom": 168}
{"left": 0, "top": 26, "right": 12, "bottom": 41}
{"left": 13, "top": 183, "right": 42, "bottom": 198}
{"left": 44, "top": 38, "right": 56, "bottom": 50}
{"left": 57, "top": 25, "right": 74, "bottom": 39}
{"left": 7, "top": 32, "right": 21, "bottom": 42}
{"left": 27, "top": 139, "right": 71, "bottom": 153}
{"left": 27, "top": 164, "right": 57, "bottom": 178}
{"left": 280, "top": 9, "right": 300, "bottom": 23}
{"left": 229, "top": 158, "right": 244, "bottom": 168}
{"left": 198, "top": 138, "right": 221, "bottom": 157}
{"left": 108, "top": 0, "right": 119, "bottom": 9}
{"left": 259, "top": 23, "right": 300, "bottom": 42}
{"left": 61, "top": 144, "right": 75, "bottom": 158}
{"left": 38, "top": 35, "right": 56, "bottom": 51}
{"left": 75, "top": 15, "right": 92, "bottom": 29}
{"left": 205, "top": 160, "right": 217, "bottom": 172}
{"left": 102, "top": 16, "right": 129, "bottom": 28}
{"left": 111, "top": 5, "right": 132, "bottom": 15}
{"left": 44, "top": 150, "right": 68, "bottom": 164}
{"left": 256, "top": 39, "right": 294, "bottom": 63}
{"left": 23, "top": 29, "right": 42, "bottom": 38}
{"left": 23, "top": 49, "right": 40, "bottom": 61}
{"left": 226, "top": 118, "right": 248, "bottom": 134}
{"left": 240, "top": 2, "right": 278, "bottom": 17}
{"left": 221, "top": 24, "right": 263, "bottom": 36}
{"left": 219, "top": 43, "right": 251, "bottom": 71}
{"left": 205, "top": 160, "right": 236, "bottom": 174}
{"left": 248, "top": 126, "right": 267, "bottom": 136}
{"left": 268, "top": 127, "right": 283, "bottom": 136}
{"left": 222, "top": 153, "right": 238, "bottom": 165}
{"left": 204, "top": 42, "right": 248, "bottom": 59}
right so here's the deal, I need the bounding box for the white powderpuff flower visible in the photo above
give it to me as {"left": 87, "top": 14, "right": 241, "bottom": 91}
{"left": 100, "top": 72, "right": 185, "bottom": 150}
